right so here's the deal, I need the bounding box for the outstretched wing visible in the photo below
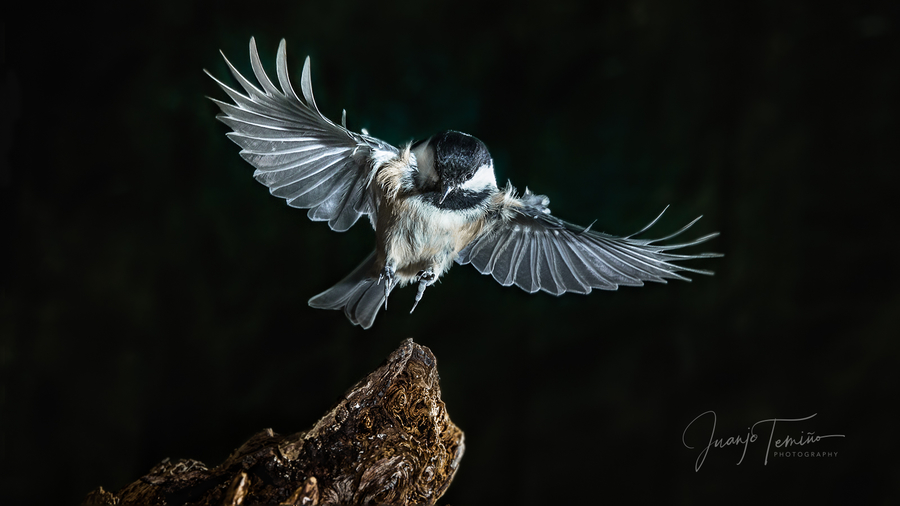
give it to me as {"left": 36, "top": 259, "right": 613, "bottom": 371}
{"left": 457, "top": 187, "right": 722, "bottom": 295}
{"left": 206, "top": 37, "right": 398, "bottom": 232}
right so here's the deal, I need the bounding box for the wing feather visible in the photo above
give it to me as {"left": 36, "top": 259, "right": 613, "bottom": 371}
{"left": 487, "top": 228, "right": 518, "bottom": 284}
{"left": 457, "top": 187, "right": 722, "bottom": 295}
{"left": 536, "top": 232, "right": 562, "bottom": 295}
{"left": 516, "top": 235, "right": 539, "bottom": 293}
{"left": 545, "top": 232, "right": 589, "bottom": 294}
{"left": 206, "top": 37, "right": 399, "bottom": 232}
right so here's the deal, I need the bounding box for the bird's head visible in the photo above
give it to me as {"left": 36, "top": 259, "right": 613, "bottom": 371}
{"left": 412, "top": 130, "right": 496, "bottom": 206}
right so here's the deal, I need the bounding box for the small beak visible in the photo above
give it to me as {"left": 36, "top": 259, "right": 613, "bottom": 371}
{"left": 438, "top": 184, "right": 454, "bottom": 205}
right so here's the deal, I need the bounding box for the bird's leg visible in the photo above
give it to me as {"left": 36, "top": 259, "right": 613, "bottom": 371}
{"left": 378, "top": 263, "right": 396, "bottom": 310}
{"left": 410, "top": 269, "right": 437, "bottom": 314}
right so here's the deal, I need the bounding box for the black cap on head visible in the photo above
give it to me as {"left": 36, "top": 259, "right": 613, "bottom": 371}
{"left": 431, "top": 131, "right": 492, "bottom": 187}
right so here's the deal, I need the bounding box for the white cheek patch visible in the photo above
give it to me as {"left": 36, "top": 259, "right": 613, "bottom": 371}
{"left": 461, "top": 161, "right": 497, "bottom": 191}
{"left": 412, "top": 145, "right": 439, "bottom": 187}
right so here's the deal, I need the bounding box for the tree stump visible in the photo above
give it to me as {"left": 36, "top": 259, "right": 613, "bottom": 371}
{"left": 82, "top": 339, "right": 464, "bottom": 505}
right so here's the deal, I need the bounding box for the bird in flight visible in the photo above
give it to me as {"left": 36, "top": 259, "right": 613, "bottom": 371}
{"left": 206, "top": 38, "right": 722, "bottom": 329}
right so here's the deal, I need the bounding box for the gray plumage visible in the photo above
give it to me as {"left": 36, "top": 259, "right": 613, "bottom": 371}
{"left": 458, "top": 190, "right": 720, "bottom": 295}
{"left": 205, "top": 38, "right": 396, "bottom": 232}
{"left": 307, "top": 252, "right": 385, "bottom": 329}
{"left": 207, "top": 38, "right": 722, "bottom": 329}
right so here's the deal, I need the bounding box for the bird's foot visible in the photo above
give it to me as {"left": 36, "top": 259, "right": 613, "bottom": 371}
{"left": 378, "top": 265, "right": 396, "bottom": 310}
{"left": 410, "top": 269, "right": 437, "bottom": 314}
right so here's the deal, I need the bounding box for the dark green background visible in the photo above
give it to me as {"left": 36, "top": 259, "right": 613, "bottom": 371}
{"left": 2, "top": 1, "right": 898, "bottom": 504}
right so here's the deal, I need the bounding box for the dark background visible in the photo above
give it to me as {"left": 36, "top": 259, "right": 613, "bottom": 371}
{"left": 2, "top": 0, "right": 898, "bottom": 504}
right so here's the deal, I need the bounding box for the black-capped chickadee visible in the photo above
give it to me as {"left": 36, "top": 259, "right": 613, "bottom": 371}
{"left": 207, "top": 38, "right": 722, "bottom": 329}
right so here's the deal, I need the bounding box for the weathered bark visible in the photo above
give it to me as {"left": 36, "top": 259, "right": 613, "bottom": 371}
{"left": 83, "top": 339, "right": 464, "bottom": 506}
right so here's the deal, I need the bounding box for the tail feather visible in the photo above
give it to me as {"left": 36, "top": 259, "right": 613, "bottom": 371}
{"left": 309, "top": 251, "right": 385, "bottom": 329}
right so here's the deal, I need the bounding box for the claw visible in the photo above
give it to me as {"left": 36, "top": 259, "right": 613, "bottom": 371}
{"left": 410, "top": 269, "right": 437, "bottom": 314}
{"left": 378, "top": 265, "right": 396, "bottom": 310}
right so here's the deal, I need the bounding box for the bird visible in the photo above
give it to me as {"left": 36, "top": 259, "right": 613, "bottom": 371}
{"left": 206, "top": 37, "right": 722, "bottom": 329}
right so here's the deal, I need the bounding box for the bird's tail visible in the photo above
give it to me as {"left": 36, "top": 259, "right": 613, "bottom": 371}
{"left": 308, "top": 251, "right": 385, "bottom": 329}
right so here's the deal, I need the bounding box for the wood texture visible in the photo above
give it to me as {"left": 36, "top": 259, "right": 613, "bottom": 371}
{"left": 82, "top": 339, "right": 464, "bottom": 505}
